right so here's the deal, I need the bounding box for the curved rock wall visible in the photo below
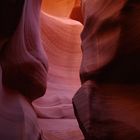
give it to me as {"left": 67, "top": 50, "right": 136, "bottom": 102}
{"left": 0, "top": 0, "right": 48, "bottom": 139}
{"left": 33, "top": 1, "right": 83, "bottom": 118}
{"left": 73, "top": 0, "right": 140, "bottom": 139}
{"left": 41, "top": 0, "right": 76, "bottom": 17}
{"left": 0, "top": 0, "right": 48, "bottom": 102}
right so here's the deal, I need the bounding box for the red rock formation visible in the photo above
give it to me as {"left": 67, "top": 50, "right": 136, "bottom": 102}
{"left": 70, "top": 0, "right": 83, "bottom": 23}
{"left": 73, "top": 0, "right": 140, "bottom": 139}
{"left": 41, "top": 0, "right": 83, "bottom": 22}
{"left": 33, "top": 10, "right": 83, "bottom": 118}
{"left": 1, "top": 0, "right": 140, "bottom": 140}
{"left": 41, "top": 0, "right": 76, "bottom": 17}
{"left": 0, "top": 0, "right": 48, "bottom": 139}
{"left": 0, "top": 0, "right": 48, "bottom": 102}
{"left": 0, "top": 67, "right": 41, "bottom": 140}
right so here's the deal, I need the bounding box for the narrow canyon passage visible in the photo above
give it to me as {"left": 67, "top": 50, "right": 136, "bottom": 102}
{"left": 33, "top": 12, "right": 83, "bottom": 118}
{"left": 1, "top": 1, "right": 139, "bottom": 140}
{"left": 32, "top": 0, "right": 84, "bottom": 139}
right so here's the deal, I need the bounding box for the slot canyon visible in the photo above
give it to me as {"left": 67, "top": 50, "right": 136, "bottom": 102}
{"left": 0, "top": 0, "right": 140, "bottom": 140}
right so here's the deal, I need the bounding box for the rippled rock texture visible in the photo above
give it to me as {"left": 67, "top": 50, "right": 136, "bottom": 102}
{"left": 0, "top": 0, "right": 48, "bottom": 140}
{"left": 33, "top": 0, "right": 83, "bottom": 118}
{"left": 1, "top": 0, "right": 140, "bottom": 140}
{"left": 73, "top": 0, "right": 140, "bottom": 140}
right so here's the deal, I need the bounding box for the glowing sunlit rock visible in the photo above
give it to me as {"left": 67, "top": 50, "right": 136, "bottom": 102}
{"left": 33, "top": 11, "right": 83, "bottom": 118}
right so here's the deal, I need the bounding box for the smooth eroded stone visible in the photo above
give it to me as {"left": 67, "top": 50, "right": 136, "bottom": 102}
{"left": 73, "top": 0, "right": 140, "bottom": 139}
{"left": 33, "top": 11, "right": 83, "bottom": 118}
{"left": 80, "top": 0, "right": 140, "bottom": 84}
{"left": 0, "top": 0, "right": 48, "bottom": 101}
{"left": 41, "top": 0, "right": 75, "bottom": 17}
{"left": 73, "top": 80, "right": 140, "bottom": 140}
{"left": 0, "top": 66, "right": 41, "bottom": 140}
